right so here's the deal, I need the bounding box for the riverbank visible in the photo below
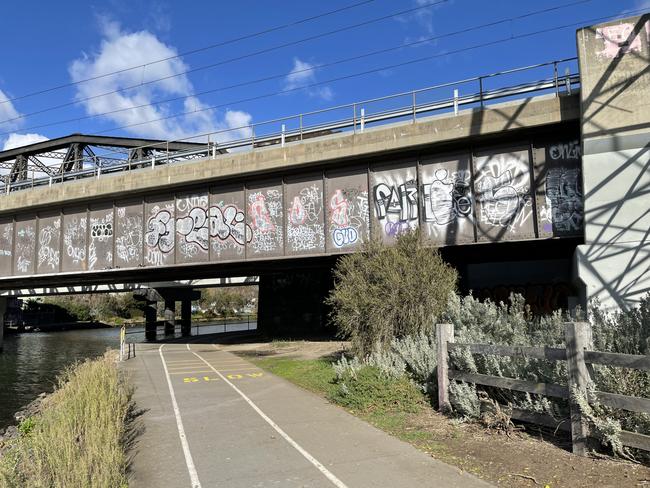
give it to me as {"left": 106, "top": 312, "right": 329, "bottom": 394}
{"left": 0, "top": 353, "right": 135, "bottom": 487}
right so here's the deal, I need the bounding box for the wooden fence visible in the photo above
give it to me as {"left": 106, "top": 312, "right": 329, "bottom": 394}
{"left": 436, "top": 322, "right": 650, "bottom": 455}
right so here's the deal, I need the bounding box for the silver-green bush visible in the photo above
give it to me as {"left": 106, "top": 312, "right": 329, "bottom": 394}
{"left": 326, "top": 230, "right": 457, "bottom": 357}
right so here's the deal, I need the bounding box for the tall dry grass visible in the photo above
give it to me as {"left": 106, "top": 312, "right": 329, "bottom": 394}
{"left": 0, "top": 353, "right": 134, "bottom": 488}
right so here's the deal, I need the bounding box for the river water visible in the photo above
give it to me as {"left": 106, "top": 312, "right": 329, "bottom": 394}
{"left": 0, "top": 320, "right": 256, "bottom": 429}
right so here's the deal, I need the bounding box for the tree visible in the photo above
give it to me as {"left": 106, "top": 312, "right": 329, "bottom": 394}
{"left": 326, "top": 230, "right": 457, "bottom": 356}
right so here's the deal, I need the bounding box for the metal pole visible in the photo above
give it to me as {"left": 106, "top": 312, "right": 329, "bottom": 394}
{"left": 412, "top": 91, "right": 416, "bottom": 123}
{"left": 299, "top": 114, "right": 303, "bottom": 141}
{"left": 553, "top": 61, "right": 559, "bottom": 97}
{"left": 479, "top": 77, "right": 484, "bottom": 108}
{"left": 353, "top": 103, "right": 357, "bottom": 134}
{"left": 453, "top": 89, "right": 459, "bottom": 116}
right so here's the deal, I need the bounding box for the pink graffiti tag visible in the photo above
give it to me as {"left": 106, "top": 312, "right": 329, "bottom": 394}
{"left": 330, "top": 189, "right": 349, "bottom": 228}
{"left": 249, "top": 194, "right": 274, "bottom": 232}
{"left": 596, "top": 22, "right": 647, "bottom": 59}
{"left": 289, "top": 196, "right": 307, "bottom": 226}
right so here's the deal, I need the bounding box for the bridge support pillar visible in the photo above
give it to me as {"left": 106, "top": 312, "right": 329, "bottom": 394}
{"left": 575, "top": 14, "right": 650, "bottom": 311}
{"left": 0, "top": 297, "right": 6, "bottom": 352}
{"left": 144, "top": 301, "right": 157, "bottom": 342}
{"left": 181, "top": 299, "right": 192, "bottom": 337}
{"left": 164, "top": 300, "right": 176, "bottom": 336}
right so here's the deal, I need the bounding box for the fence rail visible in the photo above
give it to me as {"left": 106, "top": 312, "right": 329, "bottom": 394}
{"left": 1, "top": 57, "right": 579, "bottom": 195}
{"left": 437, "top": 322, "right": 650, "bottom": 456}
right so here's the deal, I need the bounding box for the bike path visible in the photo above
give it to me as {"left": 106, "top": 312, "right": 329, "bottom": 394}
{"left": 125, "top": 342, "right": 492, "bottom": 487}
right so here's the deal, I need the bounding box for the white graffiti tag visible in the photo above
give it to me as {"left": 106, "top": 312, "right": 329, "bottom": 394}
{"left": 177, "top": 207, "right": 209, "bottom": 251}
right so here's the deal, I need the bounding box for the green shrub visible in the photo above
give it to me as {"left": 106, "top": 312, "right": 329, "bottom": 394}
{"left": 331, "top": 365, "right": 425, "bottom": 414}
{"left": 327, "top": 230, "right": 457, "bottom": 356}
{"left": 336, "top": 290, "right": 650, "bottom": 459}
{"left": 17, "top": 417, "right": 35, "bottom": 436}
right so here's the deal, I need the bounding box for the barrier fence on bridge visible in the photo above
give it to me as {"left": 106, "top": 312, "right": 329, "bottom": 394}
{"left": 119, "top": 315, "right": 257, "bottom": 360}
{"left": 1, "top": 58, "right": 579, "bottom": 195}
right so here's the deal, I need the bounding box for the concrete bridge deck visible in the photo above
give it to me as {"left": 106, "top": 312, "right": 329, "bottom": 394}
{"left": 125, "top": 341, "right": 490, "bottom": 487}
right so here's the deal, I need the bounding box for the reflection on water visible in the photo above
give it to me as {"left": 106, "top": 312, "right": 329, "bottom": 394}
{"left": 0, "top": 327, "right": 118, "bottom": 429}
{"left": 0, "top": 320, "right": 256, "bottom": 429}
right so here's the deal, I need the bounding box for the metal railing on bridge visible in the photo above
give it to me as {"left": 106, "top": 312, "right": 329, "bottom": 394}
{"left": 2, "top": 58, "right": 579, "bottom": 196}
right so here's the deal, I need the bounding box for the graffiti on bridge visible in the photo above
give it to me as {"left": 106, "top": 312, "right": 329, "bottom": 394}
{"left": 248, "top": 188, "right": 283, "bottom": 254}
{"left": 0, "top": 140, "right": 586, "bottom": 277}
{"left": 328, "top": 185, "right": 368, "bottom": 249}
{"left": 287, "top": 183, "right": 325, "bottom": 253}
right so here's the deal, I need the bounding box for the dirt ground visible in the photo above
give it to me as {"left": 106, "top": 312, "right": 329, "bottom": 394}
{"left": 217, "top": 337, "right": 348, "bottom": 360}
{"left": 406, "top": 409, "right": 650, "bottom": 488}
{"left": 229, "top": 338, "right": 650, "bottom": 488}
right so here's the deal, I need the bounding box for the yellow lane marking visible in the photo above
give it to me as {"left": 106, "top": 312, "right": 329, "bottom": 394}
{"left": 205, "top": 359, "right": 255, "bottom": 363}
{"left": 165, "top": 360, "right": 206, "bottom": 364}
{"left": 182, "top": 372, "right": 264, "bottom": 383}
{"left": 213, "top": 367, "right": 260, "bottom": 372}
{"left": 167, "top": 363, "right": 206, "bottom": 368}
{"left": 169, "top": 370, "right": 214, "bottom": 375}
{"left": 167, "top": 366, "right": 207, "bottom": 371}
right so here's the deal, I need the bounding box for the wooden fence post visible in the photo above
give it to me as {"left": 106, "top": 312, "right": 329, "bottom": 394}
{"left": 437, "top": 323, "right": 454, "bottom": 413}
{"left": 565, "top": 321, "right": 591, "bottom": 456}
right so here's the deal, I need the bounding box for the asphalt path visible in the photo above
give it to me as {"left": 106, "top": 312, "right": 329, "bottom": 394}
{"left": 125, "top": 342, "right": 492, "bottom": 487}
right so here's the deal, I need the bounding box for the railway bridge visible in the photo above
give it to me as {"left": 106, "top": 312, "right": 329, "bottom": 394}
{"left": 0, "top": 14, "right": 648, "bottom": 346}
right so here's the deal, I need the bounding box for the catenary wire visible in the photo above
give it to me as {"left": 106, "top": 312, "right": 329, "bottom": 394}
{"left": 90, "top": 8, "right": 646, "bottom": 139}
{"left": 0, "top": 0, "right": 445, "bottom": 106}
{"left": 0, "top": 0, "right": 595, "bottom": 136}
{"left": 0, "top": 0, "right": 590, "bottom": 126}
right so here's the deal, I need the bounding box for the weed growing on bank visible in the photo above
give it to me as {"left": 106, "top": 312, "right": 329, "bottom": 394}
{"left": 0, "top": 354, "right": 135, "bottom": 488}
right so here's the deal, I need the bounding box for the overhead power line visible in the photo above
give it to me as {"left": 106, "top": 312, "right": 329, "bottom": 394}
{"left": 0, "top": 0, "right": 592, "bottom": 134}
{"left": 90, "top": 8, "right": 647, "bottom": 140}
{"left": 0, "top": 0, "right": 444, "bottom": 107}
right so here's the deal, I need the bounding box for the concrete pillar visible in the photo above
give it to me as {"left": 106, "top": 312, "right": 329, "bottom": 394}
{"left": 181, "top": 299, "right": 192, "bottom": 337}
{"left": 164, "top": 299, "right": 176, "bottom": 336}
{"left": 144, "top": 301, "right": 157, "bottom": 342}
{"left": 575, "top": 14, "right": 650, "bottom": 311}
{"left": 0, "top": 297, "right": 6, "bottom": 352}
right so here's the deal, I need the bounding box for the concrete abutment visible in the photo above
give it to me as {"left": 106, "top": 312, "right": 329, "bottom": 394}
{"left": 575, "top": 13, "right": 650, "bottom": 311}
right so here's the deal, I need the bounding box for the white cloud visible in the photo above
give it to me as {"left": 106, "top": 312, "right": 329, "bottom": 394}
{"left": 395, "top": 0, "right": 450, "bottom": 46}
{"left": 413, "top": 0, "right": 435, "bottom": 35}
{"left": 69, "top": 19, "right": 252, "bottom": 142}
{"left": 0, "top": 132, "right": 50, "bottom": 178}
{"left": 2, "top": 132, "right": 49, "bottom": 151}
{"left": 0, "top": 89, "right": 23, "bottom": 132}
{"left": 284, "top": 58, "right": 333, "bottom": 101}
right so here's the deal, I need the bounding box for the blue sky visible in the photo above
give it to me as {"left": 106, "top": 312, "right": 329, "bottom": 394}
{"left": 0, "top": 0, "right": 647, "bottom": 153}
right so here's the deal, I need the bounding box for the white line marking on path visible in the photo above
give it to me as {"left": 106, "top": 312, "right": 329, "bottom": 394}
{"left": 159, "top": 344, "right": 202, "bottom": 488}
{"left": 187, "top": 343, "right": 349, "bottom": 488}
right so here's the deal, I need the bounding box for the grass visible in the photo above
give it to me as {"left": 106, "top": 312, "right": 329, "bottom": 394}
{"left": 252, "top": 357, "right": 339, "bottom": 397}
{"left": 249, "top": 357, "right": 447, "bottom": 456}
{"left": 0, "top": 353, "right": 135, "bottom": 488}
